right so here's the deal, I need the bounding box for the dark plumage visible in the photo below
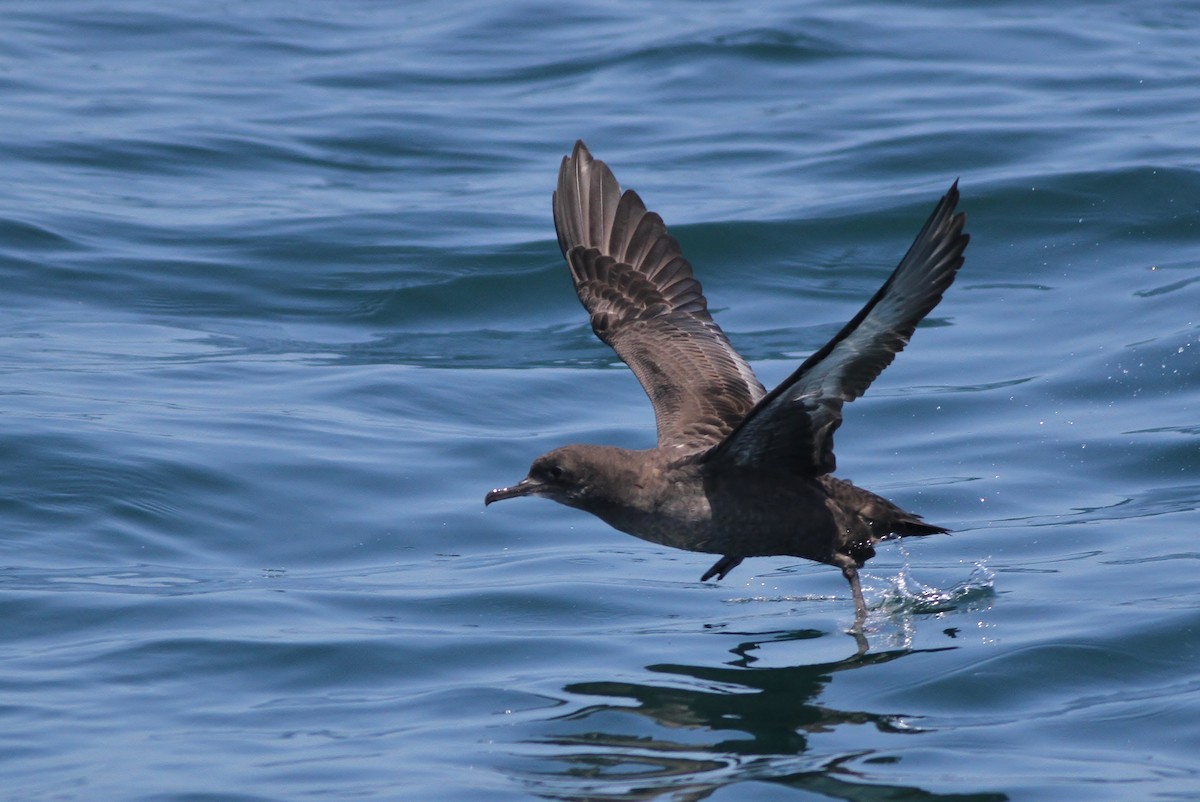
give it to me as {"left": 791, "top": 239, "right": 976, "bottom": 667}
{"left": 486, "top": 140, "right": 969, "bottom": 622}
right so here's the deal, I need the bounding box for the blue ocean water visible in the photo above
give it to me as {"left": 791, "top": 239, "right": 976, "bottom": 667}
{"left": 2, "top": 1, "right": 1199, "bottom": 799}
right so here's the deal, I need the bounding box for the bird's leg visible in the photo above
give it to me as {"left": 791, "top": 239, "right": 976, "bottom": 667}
{"left": 845, "top": 567, "right": 869, "bottom": 634}
{"left": 833, "top": 555, "right": 869, "bottom": 628}
{"left": 700, "top": 555, "right": 744, "bottom": 582}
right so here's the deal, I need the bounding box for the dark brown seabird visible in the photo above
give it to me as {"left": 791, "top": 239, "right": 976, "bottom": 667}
{"left": 485, "top": 140, "right": 969, "bottom": 623}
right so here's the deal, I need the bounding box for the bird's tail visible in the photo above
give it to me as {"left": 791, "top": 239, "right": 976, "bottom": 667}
{"left": 891, "top": 514, "right": 949, "bottom": 538}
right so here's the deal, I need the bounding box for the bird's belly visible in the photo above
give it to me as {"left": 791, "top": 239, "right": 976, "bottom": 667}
{"left": 594, "top": 475, "right": 840, "bottom": 562}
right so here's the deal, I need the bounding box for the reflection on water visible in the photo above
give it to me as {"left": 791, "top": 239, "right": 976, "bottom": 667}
{"left": 513, "top": 629, "right": 1006, "bottom": 802}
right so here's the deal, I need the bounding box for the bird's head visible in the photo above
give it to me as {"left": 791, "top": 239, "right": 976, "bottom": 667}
{"left": 485, "top": 445, "right": 623, "bottom": 511}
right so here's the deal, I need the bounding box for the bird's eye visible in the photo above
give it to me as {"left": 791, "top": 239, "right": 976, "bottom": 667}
{"left": 547, "top": 465, "right": 564, "bottom": 481}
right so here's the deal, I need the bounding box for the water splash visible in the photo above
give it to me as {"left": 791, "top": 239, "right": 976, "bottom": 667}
{"left": 874, "top": 560, "right": 996, "bottom": 615}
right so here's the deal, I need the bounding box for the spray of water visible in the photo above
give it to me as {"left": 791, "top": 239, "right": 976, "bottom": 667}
{"left": 872, "top": 551, "right": 996, "bottom": 616}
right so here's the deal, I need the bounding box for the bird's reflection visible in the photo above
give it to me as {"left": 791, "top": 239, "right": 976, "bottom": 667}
{"left": 513, "top": 628, "right": 1006, "bottom": 802}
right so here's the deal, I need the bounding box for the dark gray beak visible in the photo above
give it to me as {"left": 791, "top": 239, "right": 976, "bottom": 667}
{"left": 484, "top": 477, "right": 539, "bottom": 505}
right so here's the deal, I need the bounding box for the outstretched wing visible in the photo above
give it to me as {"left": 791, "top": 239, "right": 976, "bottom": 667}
{"left": 553, "top": 140, "right": 765, "bottom": 451}
{"left": 705, "top": 182, "right": 969, "bottom": 475}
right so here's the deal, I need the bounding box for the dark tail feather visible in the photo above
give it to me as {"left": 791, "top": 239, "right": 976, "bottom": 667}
{"left": 893, "top": 516, "right": 949, "bottom": 537}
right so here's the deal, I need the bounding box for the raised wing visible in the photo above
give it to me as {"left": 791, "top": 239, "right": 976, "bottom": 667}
{"left": 553, "top": 140, "right": 765, "bottom": 451}
{"left": 705, "top": 182, "right": 969, "bottom": 475}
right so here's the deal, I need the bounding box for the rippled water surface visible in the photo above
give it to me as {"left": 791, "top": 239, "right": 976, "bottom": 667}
{"left": 3, "top": 2, "right": 1199, "bottom": 800}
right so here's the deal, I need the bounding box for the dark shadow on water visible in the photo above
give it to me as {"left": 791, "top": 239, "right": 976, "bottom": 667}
{"left": 508, "top": 629, "right": 1006, "bottom": 802}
